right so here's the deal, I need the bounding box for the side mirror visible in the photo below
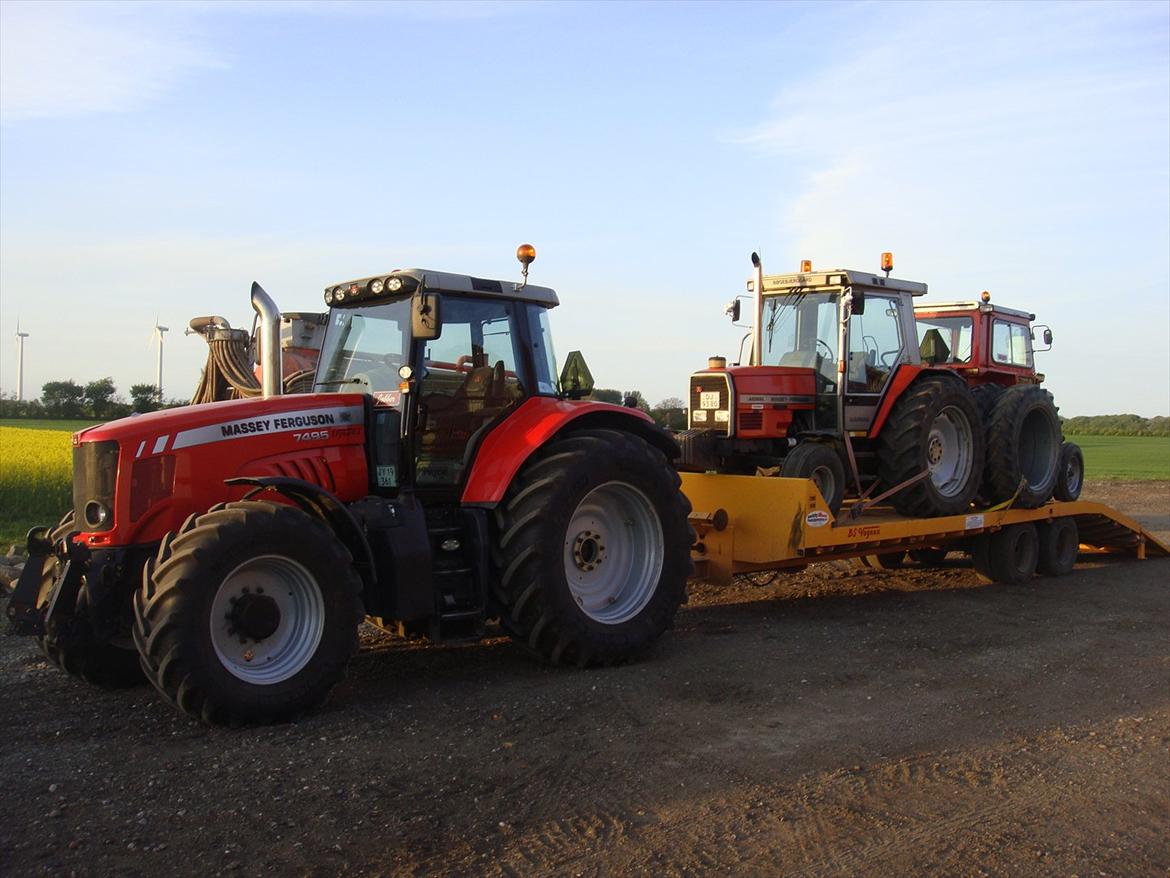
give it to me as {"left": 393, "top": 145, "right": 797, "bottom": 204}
{"left": 852, "top": 289, "right": 865, "bottom": 316}
{"left": 1031, "top": 324, "right": 1053, "bottom": 351}
{"left": 558, "top": 350, "right": 595, "bottom": 399}
{"left": 725, "top": 299, "right": 741, "bottom": 322}
{"left": 411, "top": 292, "right": 442, "bottom": 340}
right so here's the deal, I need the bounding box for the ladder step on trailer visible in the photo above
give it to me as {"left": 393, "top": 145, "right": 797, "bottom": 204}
{"left": 682, "top": 474, "right": 1169, "bottom": 586}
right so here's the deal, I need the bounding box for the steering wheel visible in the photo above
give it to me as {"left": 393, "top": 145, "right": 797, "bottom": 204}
{"left": 816, "top": 339, "right": 833, "bottom": 360}
{"left": 381, "top": 353, "right": 402, "bottom": 370}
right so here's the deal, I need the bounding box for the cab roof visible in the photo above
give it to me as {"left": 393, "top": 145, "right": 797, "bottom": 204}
{"left": 328, "top": 268, "right": 558, "bottom": 307}
{"left": 915, "top": 301, "right": 1035, "bottom": 321}
{"left": 759, "top": 269, "right": 928, "bottom": 296}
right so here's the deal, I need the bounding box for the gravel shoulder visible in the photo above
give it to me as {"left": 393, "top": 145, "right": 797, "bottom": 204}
{"left": 1, "top": 482, "right": 1167, "bottom": 877}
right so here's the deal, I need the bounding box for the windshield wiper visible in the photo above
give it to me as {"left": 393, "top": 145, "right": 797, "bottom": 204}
{"left": 314, "top": 378, "right": 364, "bottom": 387}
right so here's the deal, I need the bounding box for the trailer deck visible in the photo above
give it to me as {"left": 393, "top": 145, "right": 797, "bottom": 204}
{"left": 682, "top": 473, "right": 1169, "bottom": 585}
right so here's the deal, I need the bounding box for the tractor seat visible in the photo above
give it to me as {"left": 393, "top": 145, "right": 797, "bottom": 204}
{"left": 919, "top": 329, "right": 951, "bottom": 365}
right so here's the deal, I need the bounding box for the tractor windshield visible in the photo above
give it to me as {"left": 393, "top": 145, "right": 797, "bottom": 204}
{"left": 314, "top": 299, "right": 412, "bottom": 395}
{"left": 759, "top": 292, "right": 838, "bottom": 379}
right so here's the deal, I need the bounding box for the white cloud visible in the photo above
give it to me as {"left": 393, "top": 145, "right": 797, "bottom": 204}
{"left": 0, "top": 1, "right": 224, "bottom": 123}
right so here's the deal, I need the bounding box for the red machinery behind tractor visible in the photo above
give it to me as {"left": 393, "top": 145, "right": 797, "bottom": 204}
{"left": 680, "top": 253, "right": 1077, "bottom": 517}
{"left": 6, "top": 247, "right": 693, "bottom": 725}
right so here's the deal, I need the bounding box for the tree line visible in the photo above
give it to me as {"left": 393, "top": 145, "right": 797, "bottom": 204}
{"left": 0, "top": 379, "right": 185, "bottom": 420}
{"left": 1061, "top": 414, "right": 1169, "bottom": 437}
{"left": 590, "top": 389, "right": 687, "bottom": 430}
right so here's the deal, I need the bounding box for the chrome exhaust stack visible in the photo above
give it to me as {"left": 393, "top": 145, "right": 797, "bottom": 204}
{"left": 250, "top": 282, "right": 282, "bottom": 398}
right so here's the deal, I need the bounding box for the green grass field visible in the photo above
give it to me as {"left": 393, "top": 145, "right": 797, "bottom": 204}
{"left": 0, "top": 422, "right": 1166, "bottom": 550}
{"left": 1068, "top": 435, "right": 1170, "bottom": 481}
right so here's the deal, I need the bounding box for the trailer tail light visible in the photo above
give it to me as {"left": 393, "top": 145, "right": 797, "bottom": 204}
{"left": 130, "top": 454, "right": 177, "bottom": 523}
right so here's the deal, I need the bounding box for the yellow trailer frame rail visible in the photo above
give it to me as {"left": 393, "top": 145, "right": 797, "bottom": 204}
{"left": 682, "top": 473, "right": 1169, "bottom": 586}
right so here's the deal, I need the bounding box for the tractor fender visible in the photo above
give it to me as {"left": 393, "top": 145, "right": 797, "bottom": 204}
{"left": 461, "top": 397, "right": 679, "bottom": 507}
{"left": 224, "top": 476, "right": 376, "bottom": 590}
{"left": 869, "top": 365, "right": 968, "bottom": 437}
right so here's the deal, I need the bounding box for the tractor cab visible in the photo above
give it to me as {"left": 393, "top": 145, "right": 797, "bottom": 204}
{"left": 313, "top": 261, "right": 562, "bottom": 492}
{"left": 913, "top": 294, "right": 1050, "bottom": 386}
{"left": 687, "top": 255, "right": 927, "bottom": 447}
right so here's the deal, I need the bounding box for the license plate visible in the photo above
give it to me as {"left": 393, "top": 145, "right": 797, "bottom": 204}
{"left": 699, "top": 391, "right": 721, "bottom": 409}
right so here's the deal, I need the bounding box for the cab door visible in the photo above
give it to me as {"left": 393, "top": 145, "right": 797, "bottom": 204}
{"left": 843, "top": 294, "right": 907, "bottom": 432}
{"left": 414, "top": 297, "right": 529, "bottom": 487}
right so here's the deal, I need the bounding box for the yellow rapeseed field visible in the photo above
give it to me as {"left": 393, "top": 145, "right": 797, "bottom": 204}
{"left": 0, "top": 426, "right": 74, "bottom": 546}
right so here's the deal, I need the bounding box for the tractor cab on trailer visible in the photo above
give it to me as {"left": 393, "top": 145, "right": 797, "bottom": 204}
{"left": 913, "top": 293, "right": 1080, "bottom": 507}
{"left": 681, "top": 253, "right": 986, "bottom": 519}
{"left": 7, "top": 245, "right": 693, "bottom": 726}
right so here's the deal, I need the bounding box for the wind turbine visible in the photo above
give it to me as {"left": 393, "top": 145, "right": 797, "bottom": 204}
{"left": 15, "top": 319, "right": 29, "bottom": 401}
{"left": 149, "top": 318, "right": 169, "bottom": 403}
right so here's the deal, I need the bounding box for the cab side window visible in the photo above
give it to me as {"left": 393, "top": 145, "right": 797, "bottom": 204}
{"left": 992, "top": 320, "right": 1033, "bottom": 367}
{"left": 847, "top": 297, "right": 903, "bottom": 393}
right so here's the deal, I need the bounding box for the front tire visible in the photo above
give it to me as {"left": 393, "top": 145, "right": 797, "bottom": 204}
{"left": 133, "top": 501, "right": 363, "bottom": 725}
{"left": 492, "top": 429, "right": 692, "bottom": 667}
{"left": 781, "top": 442, "right": 846, "bottom": 515}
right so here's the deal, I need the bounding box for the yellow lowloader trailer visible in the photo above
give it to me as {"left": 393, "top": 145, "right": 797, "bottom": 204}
{"left": 682, "top": 473, "right": 1168, "bottom": 586}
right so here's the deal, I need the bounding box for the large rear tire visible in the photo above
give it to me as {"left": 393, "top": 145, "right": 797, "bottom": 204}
{"left": 133, "top": 501, "right": 363, "bottom": 725}
{"left": 877, "top": 377, "right": 985, "bottom": 517}
{"left": 984, "top": 385, "right": 1061, "bottom": 508}
{"left": 781, "top": 442, "right": 846, "bottom": 515}
{"left": 492, "top": 429, "right": 692, "bottom": 667}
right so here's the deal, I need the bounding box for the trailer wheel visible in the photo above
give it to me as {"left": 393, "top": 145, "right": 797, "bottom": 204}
{"left": 1052, "top": 442, "right": 1084, "bottom": 502}
{"left": 984, "top": 385, "right": 1061, "bottom": 508}
{"left": 781, "top": 442, "right": 846, "bottom": 515}
{"left": 133, "top": 501, "right": 362, "bottom": 725}
{"left": 1036, "top": 518, "right": 1079, "bottom": 576}
{"left": 971, "top": 523, "right": 1039, "bottom": 584}
{"left": 492, "top": 429, "right": 692, "bottom": 667}
{"left": 877, "top": 376, "right": 985, "bottom": 517}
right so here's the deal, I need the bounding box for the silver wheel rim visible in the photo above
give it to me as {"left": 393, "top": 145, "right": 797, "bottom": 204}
{"left": 563, "top": 481, "right": 664, "bottom": 625}
{"left": 925, "top": 405, "right": 974, "bottom": 497}
{"left": 809, "top": 464, "right": 837, "bottom": 505}
{"left": 209, "top": 555, "right": 325, "bottom": 684}
{"left": 1064, "top": 455, "right": 1082, "bottom": 495}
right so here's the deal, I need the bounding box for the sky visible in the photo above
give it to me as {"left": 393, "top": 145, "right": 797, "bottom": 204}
{"left": 1, "top": 0, "right": 1167, "bottom": 416}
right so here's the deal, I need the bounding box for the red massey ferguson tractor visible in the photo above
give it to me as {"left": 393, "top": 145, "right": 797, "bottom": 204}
{"left": 7, "top": 247, "right": 693, "bottom": 725}
{"left": 679, "top": 254, "right": 973, "bottom": 518}
{"left": 913, "top": 293, "right": 1082, "bottom": 506}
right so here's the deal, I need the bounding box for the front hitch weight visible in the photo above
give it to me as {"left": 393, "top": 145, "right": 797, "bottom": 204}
{"left": 6, "top": 526, "right": 53, "bottom": 635}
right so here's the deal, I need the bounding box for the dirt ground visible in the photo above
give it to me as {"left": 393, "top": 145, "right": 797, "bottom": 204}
{"left": 1, "top": 480, "right": 1167, "bottom": 877}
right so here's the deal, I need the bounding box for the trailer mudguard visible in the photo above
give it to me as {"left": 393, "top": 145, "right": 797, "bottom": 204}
{"left": 460, "top": 397, "right": 679, "bottom": 507}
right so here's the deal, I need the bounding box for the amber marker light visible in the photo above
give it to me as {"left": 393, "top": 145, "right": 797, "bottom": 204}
{"left": 981, "top": 290, "right": 991, "bottom": 303}
{"left": 516, "top": 243, "right": 536, "bottom": 266}
{"left": 800, "top": 259, "right": 812, "bottom": 272}
{"left": 881, "top": 251, "right": 894, "bottom": 271}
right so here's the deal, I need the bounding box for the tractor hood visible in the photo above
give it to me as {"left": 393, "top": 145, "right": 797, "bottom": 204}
{"left": 75, "top": 394, "right": 367, "bottom": 450}
{"left": 71, "top": 393, "right": 371, "bottom": 547}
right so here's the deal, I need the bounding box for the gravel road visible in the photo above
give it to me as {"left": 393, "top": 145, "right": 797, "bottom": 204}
{"left": 1, "top": 481, "right": 1167, "bottom": 877}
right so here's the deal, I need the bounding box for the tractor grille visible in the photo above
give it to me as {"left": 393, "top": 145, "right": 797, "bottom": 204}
{"left": 689, "top": 372, "right": 733, "bottom": 436}
{"left": 738, "top": 411, "right": 764, "bottom": 432}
